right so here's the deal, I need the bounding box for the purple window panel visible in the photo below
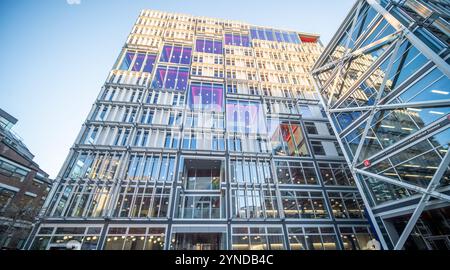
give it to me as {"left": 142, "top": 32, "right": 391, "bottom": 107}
{"left": 282, "top": 32, "right": 291, "bottom": 43}
{"left": 250, "top": 28, "right": 258, "bottom": 39}
{"left": 201, "top": 83, "right": 213, "bottom": 108}
{"left": 214, "top": 40, "right": 223, "bottom": 54}
{"left": 196, "top": 39, "right": 205, "bottom": 52}
{"left": 171, "top": 46, "right": 182, "bottom": 63}
{"left": 176, "top": 68, "right": 189, "bottom": 91}
{"left": 275, "top": 31, "right": 283, "bottom": 42}
{"left": 205, "top": 40, "right": 214, "bottom": 53}
{"left": 232, "top": 34, "right": 240, "bottom": 46}
{"left": 132, "top": 53, "right": 146, "bottom": 72}
{"left": 265, "top": 29, "right": 275, "bottom": 41}
{"left": 212, "top": 84, "right": 224, "bottom": 111}
{"left": 143, "top": 54, "right": 156, "bottom": 73}
{"left": 225, "top": 34, "right": 233, "bottom": 45}
{"left": 190, "top": 82, "right": 202, "bottom": 109}
{"left": 151, "top": 66, "right": 167, "bottom": 89}
{"left": 160, "top": 45, "right": 173, "bottom": 62}
{"left": 241, "top": 36, "right": 250, "bottom": 47}
{"left": 165, "top": 67, "right": 178, "bottom": 89}
{"left": 180, "top": 47, "right": 192, "bottom": 65}
{"left": 257, "top": 29, "right": 266, "bottom": 40}
{"left": 120, "top": 51, "right": 135, "bottom": 70}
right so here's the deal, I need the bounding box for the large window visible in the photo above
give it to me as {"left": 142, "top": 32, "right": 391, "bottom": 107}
{"left": 114, "top": 184, "right": 171, "bottom": 218}
{"left": 224, "top": 33, "right": 250, "bottom": 47}
{"left": 159, "top": 44, "right": 192, "bottom": 65}
{"left": 104, "top": 227, "right": 165, "bottom": 250}
{"left": 125, "top": 154, "right": 176, "bottom": 182}
{"left": 280, "top": 190, "right": 329, "bottom": 219}
{"left": 275, "top": 160, "right": 318, "bottom": 185}
{"left": 339, "top": 226, "right": 375, "bottom": 250}
{"left": 328, "top": 191, "right": 365, "bottom": 219}
{"left": 189, "top": 82, "right": 224, "bottom": 111}
{"left": 31, "top": 226, "right": 102, "bottom": 250}
{"left": 231, "top": 188, "right": 279, "bottom": 219}
{"left": 318, "top": 162, "right": 355, "bottom": 186}
{"left": 0, "top": 159, "right": 29, "bottom": 182}
{"left": 151, "top": 65, "right": 189, "bottom": 91}
{"left": 232, "top": 226, "right": 285, "bottom": 250}
{"left": 118, "top": 50, "right": 157, "bottom": 73}
{"left": 226, "top": 100, "right": 266, "bottom": 134}
{"left": 229, "top": 158, "right": 272, "bottom": 184}
{"left": 0, "top": 188, "right": 16, "bottom": 212}
{"left": 268, "top": 120, "right": 309, "bottom": 157}
{"left": 64, "top": 152, "right": 121, "bottom": 180}
{"left": 288, "top": 226, "right": 338, "bottom": 250}
{"left": 177, "top": 195, "right": 222, "bottom": 219}
{"left": 195, "top": 38, "right": 223, "bottom": 54}
{"left": 250, "top": 27, "right": 300, "bottom": 44}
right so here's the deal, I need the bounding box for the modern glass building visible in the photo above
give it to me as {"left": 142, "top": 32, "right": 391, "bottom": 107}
{"left": 26, "top": 10, "right": 374, "bottom": 250}
{"left": 311, "top": 0, "right": 450, "bottom": 250}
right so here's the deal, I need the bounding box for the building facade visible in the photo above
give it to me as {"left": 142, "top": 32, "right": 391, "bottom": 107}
{"left": 311, "top": 0, "right": 450, "bottom": 250}
{"left": 0, "top": 108, "right": 52, "bottom": 249}
{"left": 26, "top": 10, "right": 374, "bottom": 250}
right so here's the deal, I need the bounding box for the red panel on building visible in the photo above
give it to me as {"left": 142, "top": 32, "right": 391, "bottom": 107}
{"left": 300, "top": 36, "right": 317, "bottom": 43}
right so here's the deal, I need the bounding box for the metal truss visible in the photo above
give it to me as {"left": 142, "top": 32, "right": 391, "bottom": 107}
{"left": 312, "top": 0, "right": 450, "bottom": 250}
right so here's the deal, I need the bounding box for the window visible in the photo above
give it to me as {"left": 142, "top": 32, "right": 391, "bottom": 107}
{"left": 226, "top": 100, "right": 266, "bottom": 134}
{"left": 304, "top": 122, "right": 318, "bottom": 134}
{"left": 280, "top": 191, "right": 329, "bottom": 219}
{"left": 318, "top": 162, "right": 355, "bottom": 186}
{"left": 125, "top": 154, "right": 176, "bottom": 181}
{"left": 268, "top": 120, "right": 309, "bottom": 157}
{"left": 195, "top": 38, "right": 223, "bottom": 54}
{"left": 224, "top": 33, "right": 251, "bottom": 47}
{"left": 189, "top": 81, "right": 224, "bottom": 111}
{"left": 339, "top": 226, "right": 375, "bottom": 250}
{"left": 0, "top": 188, "right": 16, "bottom": 212}
{"left": 159, "top": 44, "right": 192, "bottom": 65}
{"left": 114, "top": 185, "right": 171, "bottom": 218}
{"left": 232, "top": 226, "right": 285, "bottom": 250}
{"left": 275, "top": 161, "right": 317, "bottom": 185}
{"left": 311, "top": 141, "right": 325, "bottom": 155}
{"left": 0, "top": 160, "right": 29, "bottom": 182}
{"left": 105, "top": 227, "right": 165, "bottom": 250}
{"left": 230, "top": 158, "right": 272, "bottom": 184}
{"left": 118, "top": 50, "right": 157, "bottom": 73}
{"left": 328, "top": 192, "right": 365, "bottom": 219}
{"left": 151, "top": 65, "right": 189, "bottom": 91}
{"left": 288, "top": 227, "right": 338, "bottom": 250}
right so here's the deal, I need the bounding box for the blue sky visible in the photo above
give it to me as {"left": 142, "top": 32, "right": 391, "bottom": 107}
{"left": 0, "top": 0, "right": 356, "bottom": 178}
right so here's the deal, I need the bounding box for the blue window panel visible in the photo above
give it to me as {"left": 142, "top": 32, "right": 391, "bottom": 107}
{"left": 257, "top": 29, "right": 266, "bottom": 40}
{"left": 151, "top": 65, "right": 167, "bottom": 89}
{"left": 289, "top": 32, "right": 300, "bottom": 44}
{"left": 282, "top": 32, "right": 291, "bottom": 43}
{"left": 176, "top": 67, "right": 189, "bottom": 91}
{"left": 205, "top": 39, "right": 214, "bottom": 53}
{"left": 171, "top": 46, "right": 183, "bottom": 63}
{"left": 213, "top": 40, "right": 223, "bottom": 54}
{"left": 265, "top": 29, "right": 275, "bottom": 41}
{"left": 189, "top": 82, "right": 224, "bottom": 111}
{"left": 143, "top": 54, "right": 156, "bottom": 73}
{"left": 250, "top": 28, "right": 258, "bottom": 39}
{"left": 132, "top": 53, "right": 146, "bottom": 72}
{"left": 241, "top": 35, "right": 250, "bottom": 47}
{"left": 225, "top": 33, "right": 233, "bottom": 45}
{"left": 180, "top": 47, "right": 192, "bottom": 65}
{"left": 165, "top": 66, "right": 178, "bottom": 90}
{"left": 160, "top": 45, "right": 172, "bottom": 62}
{"left": 275, "top": 31, "right": 283, "bottom": 42}
{"left": 233, "top": 34, "right": 241, "bottom": 46}
{"left": 196, "top": 39, "right": 205, "bottom": 53}
{"left": 119, "top": 51, "right": 135, "bottom": 70}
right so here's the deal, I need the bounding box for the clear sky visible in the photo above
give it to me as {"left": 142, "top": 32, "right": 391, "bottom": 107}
{"left": 0, "top": 0, "right": 356, "bottom": 178}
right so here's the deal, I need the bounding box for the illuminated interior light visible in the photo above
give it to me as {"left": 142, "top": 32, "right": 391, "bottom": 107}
{"left": 406, "top": 108, "right": 422, "bottom": 112}
{"left": 431, "top": 90, "right": 449, "bottom": 95}
{"left": 401, "top": 127, "right": 413, "bottom": 131}
{"left": 381, "top": 125, "right": 395, "bottom": 129}
{"left": 429, "top": 111, "right": 444, "bottom": 115}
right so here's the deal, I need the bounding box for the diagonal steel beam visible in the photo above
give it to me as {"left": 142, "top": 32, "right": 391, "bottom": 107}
{"left": 354, "top": 168, "right": 450, "bottom": 202}
{"left": 394, "top": 150, "right": 450, "bottom": 250}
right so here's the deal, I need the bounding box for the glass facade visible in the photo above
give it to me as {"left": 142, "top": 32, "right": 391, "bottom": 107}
{"left": 312, "top": 0, "right": 450, "bottom": 250}
{"left": 27, "top": 9, "right": 373, "bottom": 250}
